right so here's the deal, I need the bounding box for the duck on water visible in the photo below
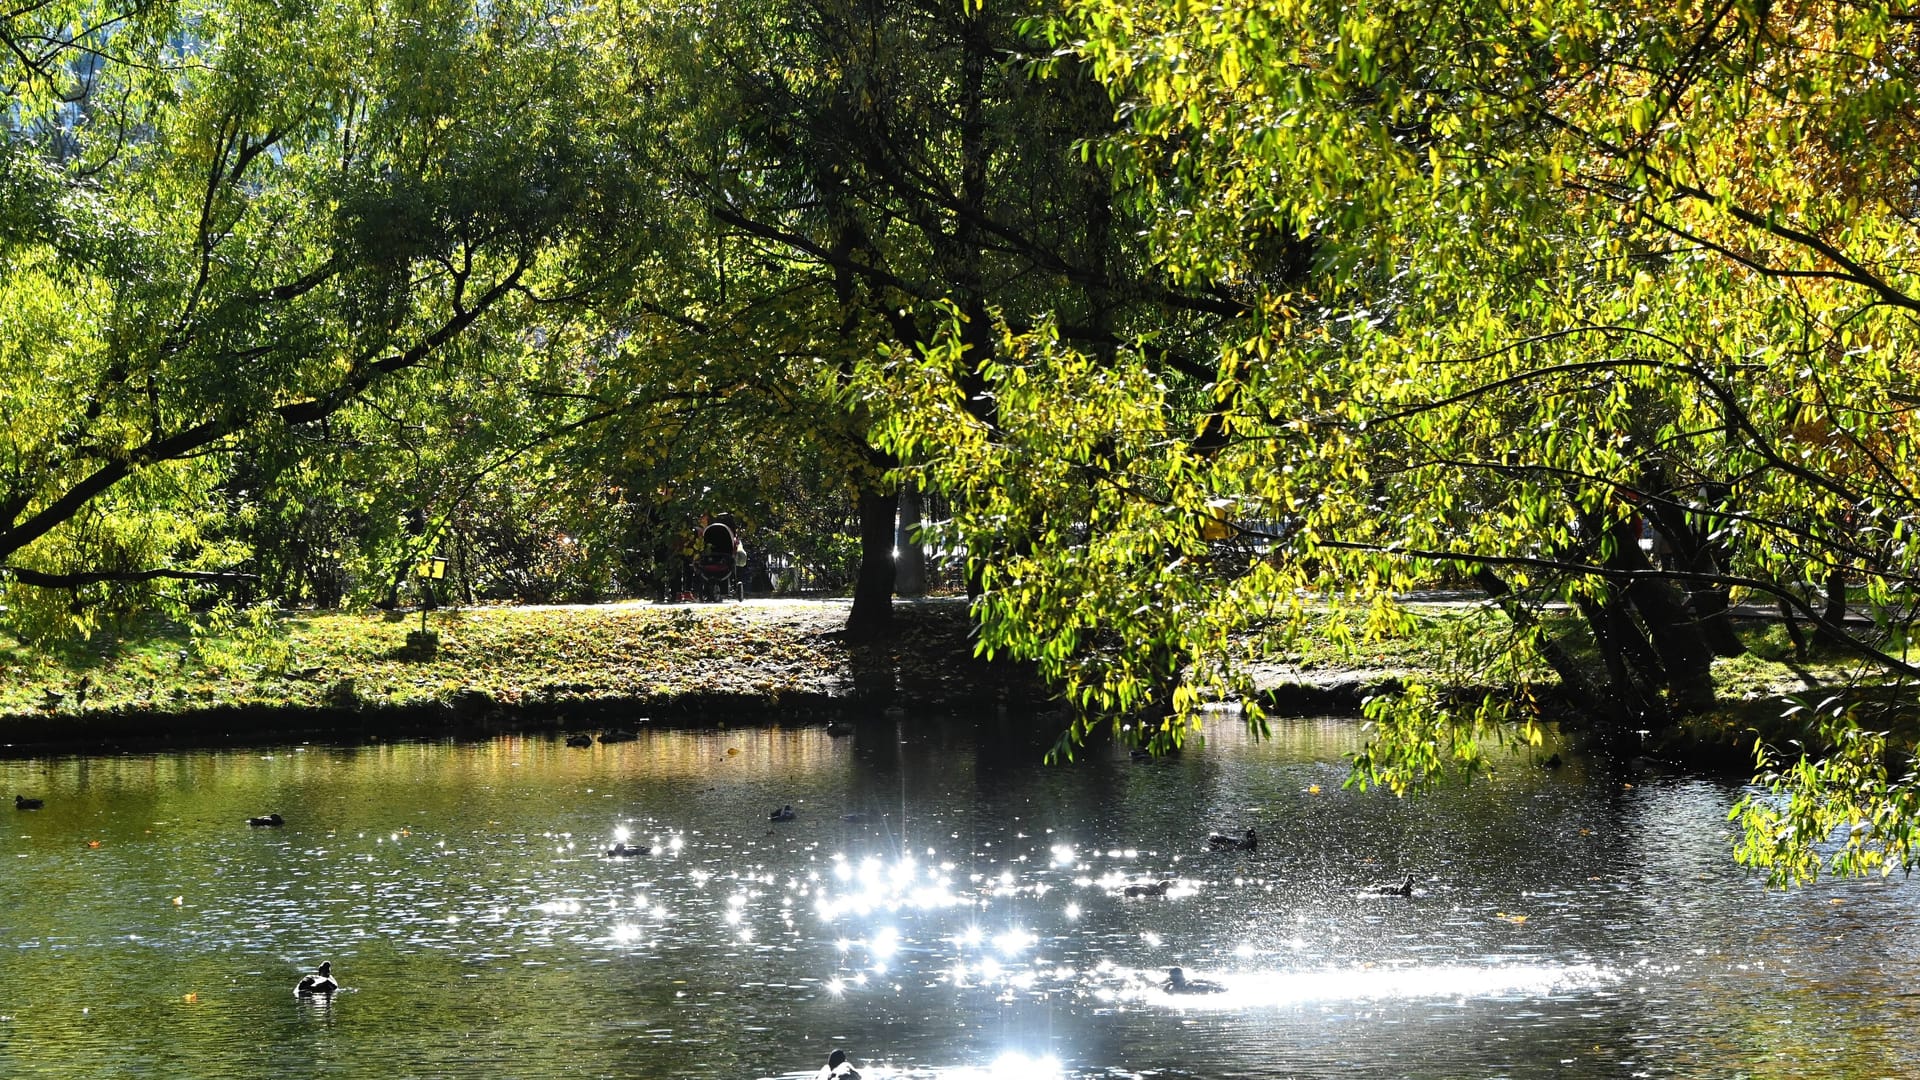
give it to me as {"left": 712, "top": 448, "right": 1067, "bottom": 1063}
{"left": 1162, "top": 967, "right": 1225, "bottom": 994}
{"left": 815, "top": 1050, "right": 860, "bottom": 1080}
{"left": 1206, "top": 827, "right": 1257, "bottom": 852}
{"left": 295, "top": 961, "right": 339, "bottom": 997}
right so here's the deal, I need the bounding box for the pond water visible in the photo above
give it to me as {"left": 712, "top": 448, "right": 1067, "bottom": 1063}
{"left": 2, "top": 715, "right": 1917, "bottom": 1079}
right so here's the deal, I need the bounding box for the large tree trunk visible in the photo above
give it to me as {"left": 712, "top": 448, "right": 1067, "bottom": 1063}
{"left": 1605, "top": 516, "right": 1718, "bottom": 717}
{"left": 845, "top": 474, "right": 898, "bottom": 643}
{"left": 1644, "top": 497, "right": 1744, "bottom": 657}
{"left": 895, "top": 484, "right": 927, "bottom": 598}
{"left": 1818, "top": 560, "right": 1850, "bottom": 649}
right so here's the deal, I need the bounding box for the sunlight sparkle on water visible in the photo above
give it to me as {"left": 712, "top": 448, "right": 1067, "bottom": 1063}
{"left": 814, "top": 855, "right": 965, "bottom": 921}
{"left": 993, "top": 928, "right": 1035, "bottom": 957}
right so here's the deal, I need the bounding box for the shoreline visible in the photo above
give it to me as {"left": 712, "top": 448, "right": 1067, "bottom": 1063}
{"left": 0, "top": 595, "right": 1796, "bottom": 770}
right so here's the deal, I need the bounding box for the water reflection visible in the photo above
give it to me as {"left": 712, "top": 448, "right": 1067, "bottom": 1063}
{"left": 2, "top": 719, "right": 1919, "bottom": 1077}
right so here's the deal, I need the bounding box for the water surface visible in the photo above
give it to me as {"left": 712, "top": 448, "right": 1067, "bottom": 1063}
{"left": 2, "top": 717, "right": 1916, "bottom": 1078}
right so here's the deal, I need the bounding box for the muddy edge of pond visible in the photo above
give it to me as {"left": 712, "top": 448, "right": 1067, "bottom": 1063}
{"left": 0, "top": 680, "right": 1397, "bottom": 755}
{"left": 0, "top": 677, "right": 1785, "bottom": 772}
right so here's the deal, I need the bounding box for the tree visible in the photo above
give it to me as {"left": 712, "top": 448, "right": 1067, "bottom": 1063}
{"left": 620, "top": 0, "right": 1239, "bottom": 642}
{"left": 0, "top": 0, "right": 639, "bottom": 636}
{"left": 865, "top": 0, "right": 1920, "bottom": 879}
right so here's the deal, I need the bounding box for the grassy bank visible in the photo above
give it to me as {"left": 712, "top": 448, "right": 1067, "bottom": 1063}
{"left": 0, "top": 594, "right": 1889, "bottom": 760}
{"left": 0, "top": 599, "right": 1018, "bottom": 746}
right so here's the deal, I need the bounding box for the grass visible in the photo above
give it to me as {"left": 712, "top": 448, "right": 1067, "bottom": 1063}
{"left": 0, "top": 602, "right": 855, "bottom": 721}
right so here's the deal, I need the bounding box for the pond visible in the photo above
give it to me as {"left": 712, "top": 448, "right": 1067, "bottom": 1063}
{"left": 2, "top": 715, "right": 1917, "bottom": 1079}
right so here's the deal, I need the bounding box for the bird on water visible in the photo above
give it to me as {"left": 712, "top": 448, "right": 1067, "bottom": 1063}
{"left": 295, "top": 961, "right": 339, "bottom": 997}
{"left": 1162, "top": 967, "right": 1225, "bottom": 994}
{"left": 1206, "top": 827, "right": 1257, "bottom": 852}
{"left": 815, "top": 1049, "right": 861, "bottom": 1080}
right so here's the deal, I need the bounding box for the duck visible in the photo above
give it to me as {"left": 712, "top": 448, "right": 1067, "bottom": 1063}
{"left": 770, "top": 805, "right": 797, "bottom": 822}
{"left": 824, "top": 722, "right": 851, "bottom": 738}
{"left": 815, "top": 1049, "right": 861, "bottom": 1080}
{"left": 565, "top": 734, "right": 594, "bottom": 748}
{"left": 1371, "top": 875, "right": 1415, "bottom": 897}
{"left": 1162, "top": 966, "right": 1225, "bottom": 994}
{"left": 15, "top": 795, "right": 43, "bottom": 810}
{"left": 294, "top": 961, "right": 339, "bottom": 997}
{"left": 605, "top": 841, "right": 649, "bottom": 857}
{"left": 1123, "top": 878, "right": 1174, "bottom": 898}
{"left": 1206, "top": 827, "right": 1257, "bottom": 852}
{"left": 597, "top": 729, "right": 638, "bottom": 744}
{"left": 247, "top": 813, "right": 285, "bottom": 828}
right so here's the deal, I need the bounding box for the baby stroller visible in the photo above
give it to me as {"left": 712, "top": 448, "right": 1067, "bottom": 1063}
{"left": 692, "top": 520, "right": 743, "bottom": 601}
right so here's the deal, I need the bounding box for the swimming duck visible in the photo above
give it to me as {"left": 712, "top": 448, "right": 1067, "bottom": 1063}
{"left": 1206, "top": 827, "right": 1257, "bottom": 852}
{"left": 825, "top": 722, "right": 851, "bottom": 738}
{"left": 1371, "top": 875, "right": 1415, "bottom": 897}
{"left": 598, "top": 729, "right": 639, "bottom": 744}
{"left": 1162, "top": 966, "right": 1225, "bottom": 994}
{"left": 247, "top": 813, "right": 285, "bottom": 828}
{"left": 815, "top": 1049, "right": 861, "bottom": 1080}
{"left": 15, "top": 795, "right": 43, "bottom": 810}
{"left": 770, "top": 805, "right": 797, "bottom": 822}
{"left": 565, "top": 734, "right": 594, "bottom": 748}
{"left": 1123, "top": 879, "right": 1174, "bottom": 898}
{"left": 294, "top": 961, "right": 339, "bottom": 997}
{"left": 605, "top": 842, "right": 644, "bottom": 857}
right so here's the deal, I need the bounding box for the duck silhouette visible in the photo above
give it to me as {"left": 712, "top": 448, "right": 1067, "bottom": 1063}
{"left": 294, "top": 961, "right": 339, "bottom": 997}
{"left": 1162, "top": 966, "right": 1225, "bottom": 994}
{"left": 15, "top": 794, "right": 44, "bottom": 810}
{"left": 247, "top": 813, "right": 284, "bottom": 827}
{"left": 1371, "top": 875, "right": 1415, "bottom": 897}
{"left": 815, "top": 1049, "right": 861, "bottom": 1080}
{"left": 1206, "top": 827, "right": 1257, "bottom": 851}
{"left": 1123, "top": 879, "right": 1174, "bottom": 898}
{"left": 770, "top": 805, "right": 797, "bottom": 822}
{"left": 565, "top": 734, "right": 594, "bottom": 748}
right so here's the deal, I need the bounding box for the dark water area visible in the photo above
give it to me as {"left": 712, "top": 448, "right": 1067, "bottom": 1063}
{"left": 2, "top": 715, "right": 1917, "bottom": 1079}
